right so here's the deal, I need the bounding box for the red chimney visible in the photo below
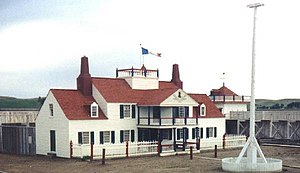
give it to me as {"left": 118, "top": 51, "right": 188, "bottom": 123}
{"left": 77, "top": 56, "right": 92, "bottom": 96}
{"left": 171, "top": 64, "right": 183, "bottom": 89}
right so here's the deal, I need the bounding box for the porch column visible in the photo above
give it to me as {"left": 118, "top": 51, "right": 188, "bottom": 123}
{"left": 173, "top": 128, "right": 176, "bottom": 152}
{"left": 148, "top": 106, "right": 150, "bottom": 126}
{"left": 182, "top": 128, "right": 186, "bottom": 151}
{"left": 159, "top": 107, "right": 161, "bottom": 126}
{"left": 137, "top": 107, "right": 140, "bottom": 125}
{"left": 158, "top": 129, "right": 162, "bottom": 153}
{"left": 196, "top": 106, "right": 199, "bottom": 125}
{"left": 172, "top": 108, "right": 175, "bottom": 125}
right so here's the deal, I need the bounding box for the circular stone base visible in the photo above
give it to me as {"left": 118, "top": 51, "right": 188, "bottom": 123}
{"left": 222, "top": 157, "right": 282, "bottom": 172}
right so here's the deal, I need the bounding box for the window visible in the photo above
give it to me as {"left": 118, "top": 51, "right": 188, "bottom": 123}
{"left": 173, "top": 106, "right": 189, "bottom": 118}
{"left": 153, "top": 106, "right": 160, "bottom": 119}
{"left": 91, "top": 102, "right": 98, "bottom": 117}
{"left": 120, "top": 105, "right": 136, "bottom": 119}
{"left": 49, "top": 104, "right": 53, "bottom": 116}
{"left": 124, "top": 105, "right": 131, "bottom": 118}
{"left": 176, "top": 128, "right": 188, "bottom": 140}
{"left": 206, "top": 127, "right": 217, "bottom": 138}
{"left": 120, "top": 130, "right": 135, "bottom": 143}
{"left": 162, "top": 129, "right": 172, "bottom": 140}
{"left": 78, "top": 132, "right": 94, "bottom": 144}
{"left": 200, "top": 104, "right": 206, "bottom": 116}
{"left": 100, "top": 131, "right": 115, "bottom": 144}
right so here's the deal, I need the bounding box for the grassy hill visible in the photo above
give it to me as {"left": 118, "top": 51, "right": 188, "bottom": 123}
{"left": 0, "top": 96, "right": 44, "bottom": 109}
{"left": 256, "top": 99, "right": 300, "bottom": 110}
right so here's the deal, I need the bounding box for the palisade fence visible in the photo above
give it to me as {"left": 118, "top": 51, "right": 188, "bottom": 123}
{"left": 71, "top": 135, "right": 247, "bottom": 159}
{"left": 0, "top": 125, "right": 36, "bottom": 155}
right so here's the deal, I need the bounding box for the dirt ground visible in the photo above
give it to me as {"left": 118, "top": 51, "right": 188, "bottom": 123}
{"left": 1, "top": 145, "right": 300, "bottom": 173}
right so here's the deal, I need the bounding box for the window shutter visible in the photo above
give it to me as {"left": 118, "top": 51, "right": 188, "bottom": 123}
{"left": 78, "top": 132, "right": 82, "bottom": 144}
{"left": 206, "top": 128, "right": 209, "bottom": 138}
{"left": 131, "top": 130, "right": 135, "bottom": 142}
{"left": 120, "top": 105, "right": 124, "bottom": 119}
{"left": 90, "top": 131, "right": 94, "bottom": 144}
{"left": 111, "top": 131, "right": 115, "bottom": 144}
{"left": 192, "top": 128, "right": 195, "bottom": 139}
{"left": 186, "top": 128, "right": 189, "bottom": 139}
{"left": 132, "top": 105, "right": 136, "bottom": 118}
{"left": 200, "top": 128, "right": 203, "bottom": 139}
{"left": 214, "top": 127, "right": 217, "bottom": 137}
{"left": 120, "top": 130, "right": 124, "bottom": 143}
{"left": 100, "top": 131, "right": 104, "bottom": 144}
{"left": 177, "top": 129, "right": 180, "bottom": 140}
{"left": 185, "top": 107, "right": 189, "bottom": 117}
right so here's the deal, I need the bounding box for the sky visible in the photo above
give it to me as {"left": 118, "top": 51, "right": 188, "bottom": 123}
{"left": 1, "top": 0, "right": 300, "bottom": 99}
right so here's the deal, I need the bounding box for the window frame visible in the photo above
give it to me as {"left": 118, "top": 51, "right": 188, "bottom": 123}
{"left": 200, "top": 104, "right": 206, "bottom": 117}
{"left": 91, "top": 102, "right": 99, "bottom": 118}
{"left": 123, "top": 105, "right": 131, "bottom": 118}
{"left": 49, "top": 104, "right": 54, "bottom": 117}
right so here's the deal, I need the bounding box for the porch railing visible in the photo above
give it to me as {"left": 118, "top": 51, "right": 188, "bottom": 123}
{"left": 139, "top": 117, "right": 197, "bottom": 126}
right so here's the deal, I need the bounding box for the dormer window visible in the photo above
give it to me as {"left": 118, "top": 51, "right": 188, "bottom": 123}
{"left": 91, "top": 102, "right": 98, "bottom": 118}
{"left": 200, "top": 104, "right": 206, "bottom": 116}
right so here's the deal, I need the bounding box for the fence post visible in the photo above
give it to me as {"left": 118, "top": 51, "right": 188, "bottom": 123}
{"left": 222, "top": 133, "right": 226, "bottom": 150}
{"left": 214, "top": 145, "right": 217, "bottom": 158}
{"left": 90, "top": 143, "right": 94, "bottom": 162}
{"left": 126, "top": 141, "right": 129, "bottom": 158}
{"left": 70, "top": 140, "right": 73, "bottom": 159}
{"left": 102, "top": 148, "right": 105, "bottom": 165}
{"left": 157, "top": 140, "right": 161, "bottom": 156}
{"left": 190, "top": 146, "right": 193, "bottom": 160}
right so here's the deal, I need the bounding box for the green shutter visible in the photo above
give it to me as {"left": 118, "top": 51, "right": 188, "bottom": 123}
{"left": 186, "top": 128, "right": 189, "bottom": 139}
{"left": 100, "top": 131, "right": 104, "bottom": 144}
{"left": 185, "top": 107, "right": 189, "bottom": 117}
{"left": 111, "top": 131, "right": 115, "bottom": 144}
{"left": 214, "top": 127, "right": 217, "bottom": 137}
{"left": 120, "top": 130, "right": 124, "bottom": 143}
{"left": 177, "top": 129, "right": 180, "bottom": 140}
{"left": 192, "top": 128, "right": 195, "bottom": 139}
{"left": 206, "top": 128, "right": 209, "bottom": 138}
{"left": 90, "top": 131, "right": 94, "bottom": 144}
{"left": 78, "top": 132, "right": 82, "bottom": 144}
{"left": 168, "top": 129, "right": 172, "bottom": 140}
{"left": 200, "top": 128, "right": 203, "bottom": 139}
{"left": 132, "top": 105, "right": 136, "bottom": 118}
{"left": 120, "top": 105, "right": 124, "bottom": 119}
{"left": 131, "top": 130, "right": 135, "bottom": 142}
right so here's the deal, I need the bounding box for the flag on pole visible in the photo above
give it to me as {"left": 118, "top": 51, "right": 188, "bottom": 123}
{"left": 141, "top": 47, "right": 161, "bottom": 57}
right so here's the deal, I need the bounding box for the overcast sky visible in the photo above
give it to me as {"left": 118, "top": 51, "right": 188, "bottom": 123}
{"left": 1, "top": 0, "right": 300, "bottom": 99}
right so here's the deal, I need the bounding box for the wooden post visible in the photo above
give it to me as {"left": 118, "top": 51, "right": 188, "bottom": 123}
{"left": 70, "top": 140, "right": 73, "bottom": 159}
{"left": 190, "top": 146, "right": 193, "bottom": 160}
{"left": 90, "top": 143, "right": 94, "bottom": 162}
{"left": 102, "top": 148, "right": 105, "bottom": 165}
{"left": 222, "top": 133, "right": 226, "bottom": 150}
{"left": 196, "top": 138, "right": 200, "bottom": 150}
{"left": 126, "top": 141, "right": 129, "bottom": 158}
{"left": 214, "top": 145, "right": 217, "bottom": 158}
{"left": 157, "top": 140, "right": 161, "bottom": 156}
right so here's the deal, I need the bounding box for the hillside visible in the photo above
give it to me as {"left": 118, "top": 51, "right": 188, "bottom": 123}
{"left": 256, "top": 99, "right": 300, "bottom": 110}
{"left": 0, "top": 96, "right": 45, "bottom": 109}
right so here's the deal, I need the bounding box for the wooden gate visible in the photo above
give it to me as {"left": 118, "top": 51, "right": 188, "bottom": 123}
{"left": 0, "top": 125, "right": 36, "bottom": 155}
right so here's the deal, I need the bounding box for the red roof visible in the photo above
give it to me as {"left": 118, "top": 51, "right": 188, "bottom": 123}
{"left": 50, "top": 89, "right": 107, "bottom": 120}
{"left": 189, "top": 94, "right": 224, "bottom": 118}
{"left": 210, "top": 86, "right": 238, "bottom": 96}
{"left": 92, "top": 78, "right": 179, "bottom": 105}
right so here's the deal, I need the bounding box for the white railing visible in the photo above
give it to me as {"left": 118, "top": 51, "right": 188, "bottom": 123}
{"left": 210, "top": 95, "right": 251, "bottom": 102}
{"left": 73, "top": 141, "right": 158, "bottom": 159}
{"left": 200, "top": 135, "right": 246, "bottom": 150}
{"left": 139, "top": 117, "right": 197, "bottom": 126}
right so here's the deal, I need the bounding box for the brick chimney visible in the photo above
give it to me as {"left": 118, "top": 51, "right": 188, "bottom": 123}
{"left": 77, "top": 56, "right": 92, "bottom": 96}
{"left": 171, "top": 64, "right": 183, "bottom": 89}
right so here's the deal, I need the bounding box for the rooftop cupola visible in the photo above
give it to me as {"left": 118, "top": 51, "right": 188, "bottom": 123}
{"left": 171, "top": 64, "right": 183, "bottom": 89}
{"left": 77, "top": 56, "right": 92, "bottom": 96}
{"left": 116, "top": 65, "right": 159, "bottom": 90}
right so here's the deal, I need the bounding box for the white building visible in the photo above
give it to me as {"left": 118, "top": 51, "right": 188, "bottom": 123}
{"left": 36, "top": 56, "right": 225, "bottom": 158}
{"left": 209, "top": 85, "right": 250, "bottom": 134}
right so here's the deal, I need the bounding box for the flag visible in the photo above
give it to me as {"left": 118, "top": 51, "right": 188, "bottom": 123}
{"left": 141, "top": 47, "right": 161, "bottom": 57}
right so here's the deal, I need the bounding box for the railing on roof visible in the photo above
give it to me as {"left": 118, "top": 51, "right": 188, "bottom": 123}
{"left": 209, "top": 95, "right": 251, "bottom": 103}
{"left": 116, "top": 67, "right": 159, "bottom": 78}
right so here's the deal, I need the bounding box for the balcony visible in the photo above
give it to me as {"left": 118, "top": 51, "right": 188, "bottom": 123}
{"left": 210, "top": 95, "right": 250, "bottom": 103}
{"left": 138, "top": 116, "right": 197, "bottom": 126}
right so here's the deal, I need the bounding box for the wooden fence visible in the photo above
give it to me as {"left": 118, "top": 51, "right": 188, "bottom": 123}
{"left": 0, "top": 125, "right": 36, "bottom": 155}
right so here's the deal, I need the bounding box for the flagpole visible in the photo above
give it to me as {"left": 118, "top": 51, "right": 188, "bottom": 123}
{"left": 140, "top": 44, "right": 144, "bottom": 66}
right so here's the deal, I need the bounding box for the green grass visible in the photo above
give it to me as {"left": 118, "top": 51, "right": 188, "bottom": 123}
{"left": 0, "top": 96, "right": 44, "bottom": 109}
